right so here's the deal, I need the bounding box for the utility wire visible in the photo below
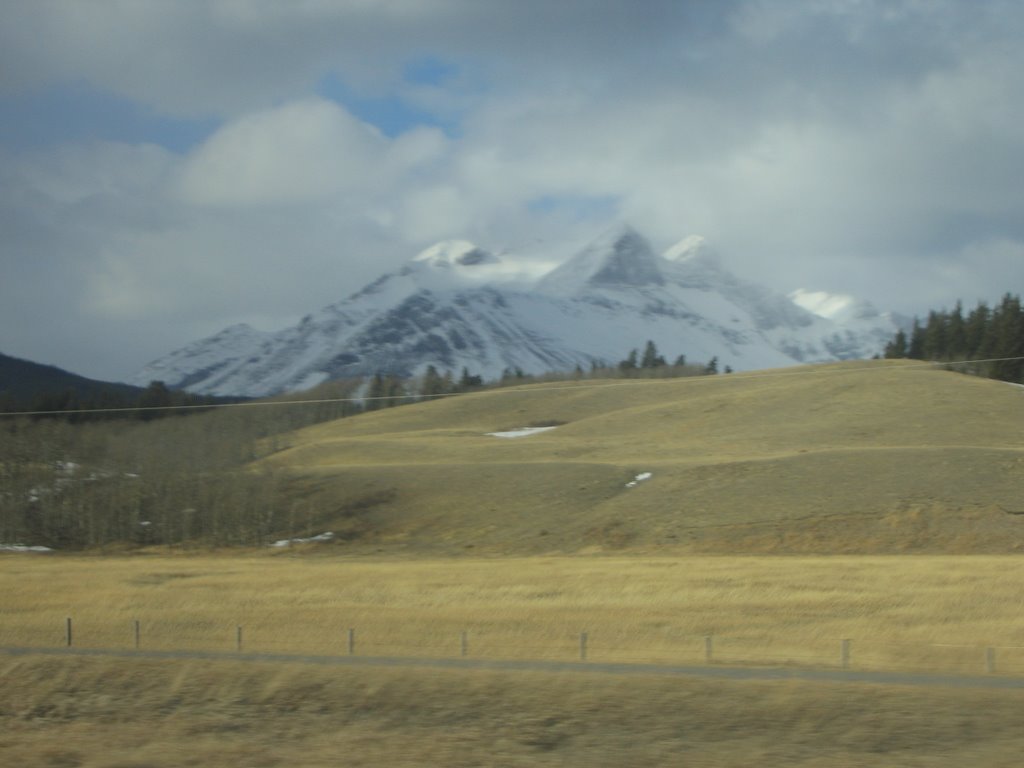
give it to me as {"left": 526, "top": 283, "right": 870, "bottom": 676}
{"left": 1, "top": 356, "right": 1022, "bottom": 418}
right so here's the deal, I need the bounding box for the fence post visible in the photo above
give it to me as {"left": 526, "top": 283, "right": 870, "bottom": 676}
{"left": 134, "top": 619, "right": 140, "bottom": 650}
{"left": 841, "top": 639, "right": 851, "bottom": 670}
{"left": 348, "top": 627, "right": 355, "bottom": 656}
{"left": 704, "top": 635, "right": 713, "bottom": 663}
{"left": 236, "top": 625, "right": 242, "bottom": 652}
{"left": 986, "top": 646, "right": 996, "bottom": 674}
{"left": 580, "top": 632, "right": 588, "bottom": 661}
{"left": 66, "top": 617, "right": 72, "bottom": 647}
{"left": 461, "top": 630, "right": 468, "bottom": 658}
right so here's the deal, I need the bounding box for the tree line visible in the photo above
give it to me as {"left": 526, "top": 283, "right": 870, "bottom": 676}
{"left": 0, "top": 342, "right": 721, "bottom": 549}
{"left": 0, "top": 379, "right": 241, "bottom": 423}
{"left": 883, "top": 293, "right": 1024, "bottom": 383}
{"left": 614, "top": 340, "right": 727, "bottom": 376}
{"left": 361, "top": 342, "right": 721, "bottom": 412}
{"left": 0, "top": 379, "right": 363, "bottom": 550}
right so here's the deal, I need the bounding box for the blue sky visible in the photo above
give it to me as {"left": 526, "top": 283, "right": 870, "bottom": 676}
{"left": 1, "top": 1, "right": 1022, "bottom": 381}
{"left": 0, "top": 81, "right": 218, "bottom": 152}
{"left": 0, "top": 57, "right": 462, "bottom": 151}
{"left": 315, "top": 71, "right": 460, "bottom": 139}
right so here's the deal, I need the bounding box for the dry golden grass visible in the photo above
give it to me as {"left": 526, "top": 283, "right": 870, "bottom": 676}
{"left": 4, "top": 654, "right": 1024, "bottom": 767}
{"left": 4, "top": 554, "right": 1024, "bottom": 674}
{"left": 258, "top": 361, "right": 1024, "bottom": 554}
{"left": 5, "top": 550, "right": 1024, "bottom": 765}
{"left": 4, "top": 363, "right": 1024, "bottom": 764}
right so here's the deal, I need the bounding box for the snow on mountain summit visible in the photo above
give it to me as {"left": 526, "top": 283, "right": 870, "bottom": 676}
{"left": 413, "top": 240, "right": 500, "bottom": 268}
{"left": 537, "top": 224, "right": 665, "bottom": 295}
{"left": 134, "top": 226, "right": 902, "bottom": 397}
{"left": 663, "top": 234, "right": 717, "bottom": 264}
{"left": 790, "top": 289, "right": 881, "bottom": 323}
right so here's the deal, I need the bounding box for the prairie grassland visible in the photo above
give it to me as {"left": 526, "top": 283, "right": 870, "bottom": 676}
{"left": 3, "top": 363, "right": 1024, "bottom": 765}
{"left": 4, "top": 654, "right": 1024, "bottom": 768}
{"left": 257, "top": 361, "right": 1024, "bottom": 555}
{"left": 3, "top": 554, "right": 1024, "bottom": 674}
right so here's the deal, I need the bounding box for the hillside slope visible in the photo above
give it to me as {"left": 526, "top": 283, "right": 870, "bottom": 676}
{"left": 261, "top": 361, "right": 1024, "bottom": 554}
{"left": 0, "top": 351, "right": 142, "bottom": 407}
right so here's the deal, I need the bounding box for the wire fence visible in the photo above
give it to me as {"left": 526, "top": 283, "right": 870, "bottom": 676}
{"left": 7, "top": 617, "right": 1024, "bottom": 677}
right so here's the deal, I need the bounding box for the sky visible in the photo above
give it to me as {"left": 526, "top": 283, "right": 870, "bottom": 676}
{"left": 1, "top": 0, "right": 1022, "bottom": 382}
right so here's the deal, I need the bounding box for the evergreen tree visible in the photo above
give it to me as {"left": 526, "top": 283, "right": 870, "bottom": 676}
{"left": 884, "top": 329, "right": 908, "bottom": 359}
{"left": 922, "top": 310, "right": 947, "bottom": 361}
{"left": 704, "top": 356, "right": 719, "bottom": 375}
{"left": 618, "top": 349, "right": 639, "bottom": 374}
{"left": 420, "top": 365, "right": 446, "bottom": 397}
{"left": 907, "top": 319, "right": 925, "bottom": 359}
{"left": 946, "top": 301, "right": 967, "bottom": 361}
{"left": 459, "top": 367, "right": 483, "bottom": 389}
{"left": 641, "top": 340, "right": 666, "bottom": 368}
{"left": 882, "top": 294, "right": 1022, "bottom": 383}
{"left": 965, "top": 302, "right": 991, "bottom": 361}
{"left": 990, "top": 293, "right": 1024, "bottom": 382}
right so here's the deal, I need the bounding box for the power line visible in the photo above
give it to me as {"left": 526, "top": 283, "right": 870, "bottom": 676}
{"left": 1, "top": 356, "right": 1022, "bottom": 418}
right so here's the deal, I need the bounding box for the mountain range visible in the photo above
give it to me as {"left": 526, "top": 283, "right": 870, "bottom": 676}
{"left": 134, "top": 225, "right": 904, "bottom": 397}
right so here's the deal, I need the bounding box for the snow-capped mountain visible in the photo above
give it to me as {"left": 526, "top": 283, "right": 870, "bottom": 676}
{"left": 134, "top": 225, "right": 903, "bottom": 397}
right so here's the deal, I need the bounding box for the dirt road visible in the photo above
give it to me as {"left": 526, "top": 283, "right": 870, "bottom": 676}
{"left": 5, "top": 645, "right": 1024, "bottom": 689}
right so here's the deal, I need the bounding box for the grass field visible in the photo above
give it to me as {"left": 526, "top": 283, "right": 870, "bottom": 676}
{"left": 258, "top": 361, "right": 1024, "bottom": 555}
{"left": 4, "top": 553, "right": 1024, "bottom": 766}
{"left": 4, "top": 554, "right": 1024, "bottom": 673}
{"left": 5, "top": 655, "right": 1024, "bottom": 767}
{"left": 4, "top": 362, "right": 1024, "bottom": 765}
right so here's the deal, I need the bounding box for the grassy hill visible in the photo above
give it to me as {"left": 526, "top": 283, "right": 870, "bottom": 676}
{"left": 260, "top": 360, "right": 1024, "bottom": 554}
{"left": 6, "top": 359, "right": 1024, "bottom": 768}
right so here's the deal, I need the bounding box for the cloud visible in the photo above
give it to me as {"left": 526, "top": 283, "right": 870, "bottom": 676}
{"left": 177, "top": 98, "right": 388, "bottom": 206}
{"left": 2, "top": 0, "right": 1024, "bottom": 381}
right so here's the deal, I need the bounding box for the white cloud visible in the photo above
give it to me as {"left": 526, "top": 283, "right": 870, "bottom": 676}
{"left": 2, "top": 1, "right": 1024, "bottom": 381}
{"left": 177, "top": 98, "right": 388, "bottom": 206}
{"left": 397, "top": 184, "right": 474, "bottom": 241}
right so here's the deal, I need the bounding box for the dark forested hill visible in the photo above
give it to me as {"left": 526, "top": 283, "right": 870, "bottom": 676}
{"left": 0, "top": 352, "right": 235, "bottom": 418}
{"left": 0, "top": 352, "right": 142, "bottom": 408}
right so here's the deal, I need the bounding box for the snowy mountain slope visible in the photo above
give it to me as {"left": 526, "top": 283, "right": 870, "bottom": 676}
{"left": 134, "top": 226, "right": 903, "bottom": 397}
{"left": 537, "top": 225, "right": 665, "bottom": 293}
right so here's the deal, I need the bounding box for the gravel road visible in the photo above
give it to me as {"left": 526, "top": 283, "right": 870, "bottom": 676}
{"left": 4, "top": 645, "right": 1024, "bottom": 689}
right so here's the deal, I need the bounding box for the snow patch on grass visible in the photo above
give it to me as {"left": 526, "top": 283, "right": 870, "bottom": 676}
{"left": 487, "top": 426, "right": 558, "bottom": 439}
{"left": 270, "top": 532, "right": 335, "bottom": 548}
{"left": 626, "top": 472, "right": 652, "bottom": 488}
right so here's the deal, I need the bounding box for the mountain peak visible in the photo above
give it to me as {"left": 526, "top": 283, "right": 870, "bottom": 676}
{"left": 538, "top": 224, "right": 664, "bottom": 294}
{"left": 413, "top": 240, "right": 500, "bottom": 268}
{"left": 660, "top": 234, "right": 731, "bottom": 292}
{"left": 134, "top": 224, "right": 901, "bottom": 397}
{"left": 789, "top": 289, "right": 882, "bottom": 323}
{"left": 663, "top": 235, "right": 718, "bottom": 265}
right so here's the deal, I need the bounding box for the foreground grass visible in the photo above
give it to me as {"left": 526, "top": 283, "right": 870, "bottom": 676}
{"left": 3, "top": 655, "right": 1024, "bottom": 767}
{"left": 4, "top": 554, "right": 1024, "bottom": 674}
{"left": 5, "top": 553, "right": 1024, "bottom": 766}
